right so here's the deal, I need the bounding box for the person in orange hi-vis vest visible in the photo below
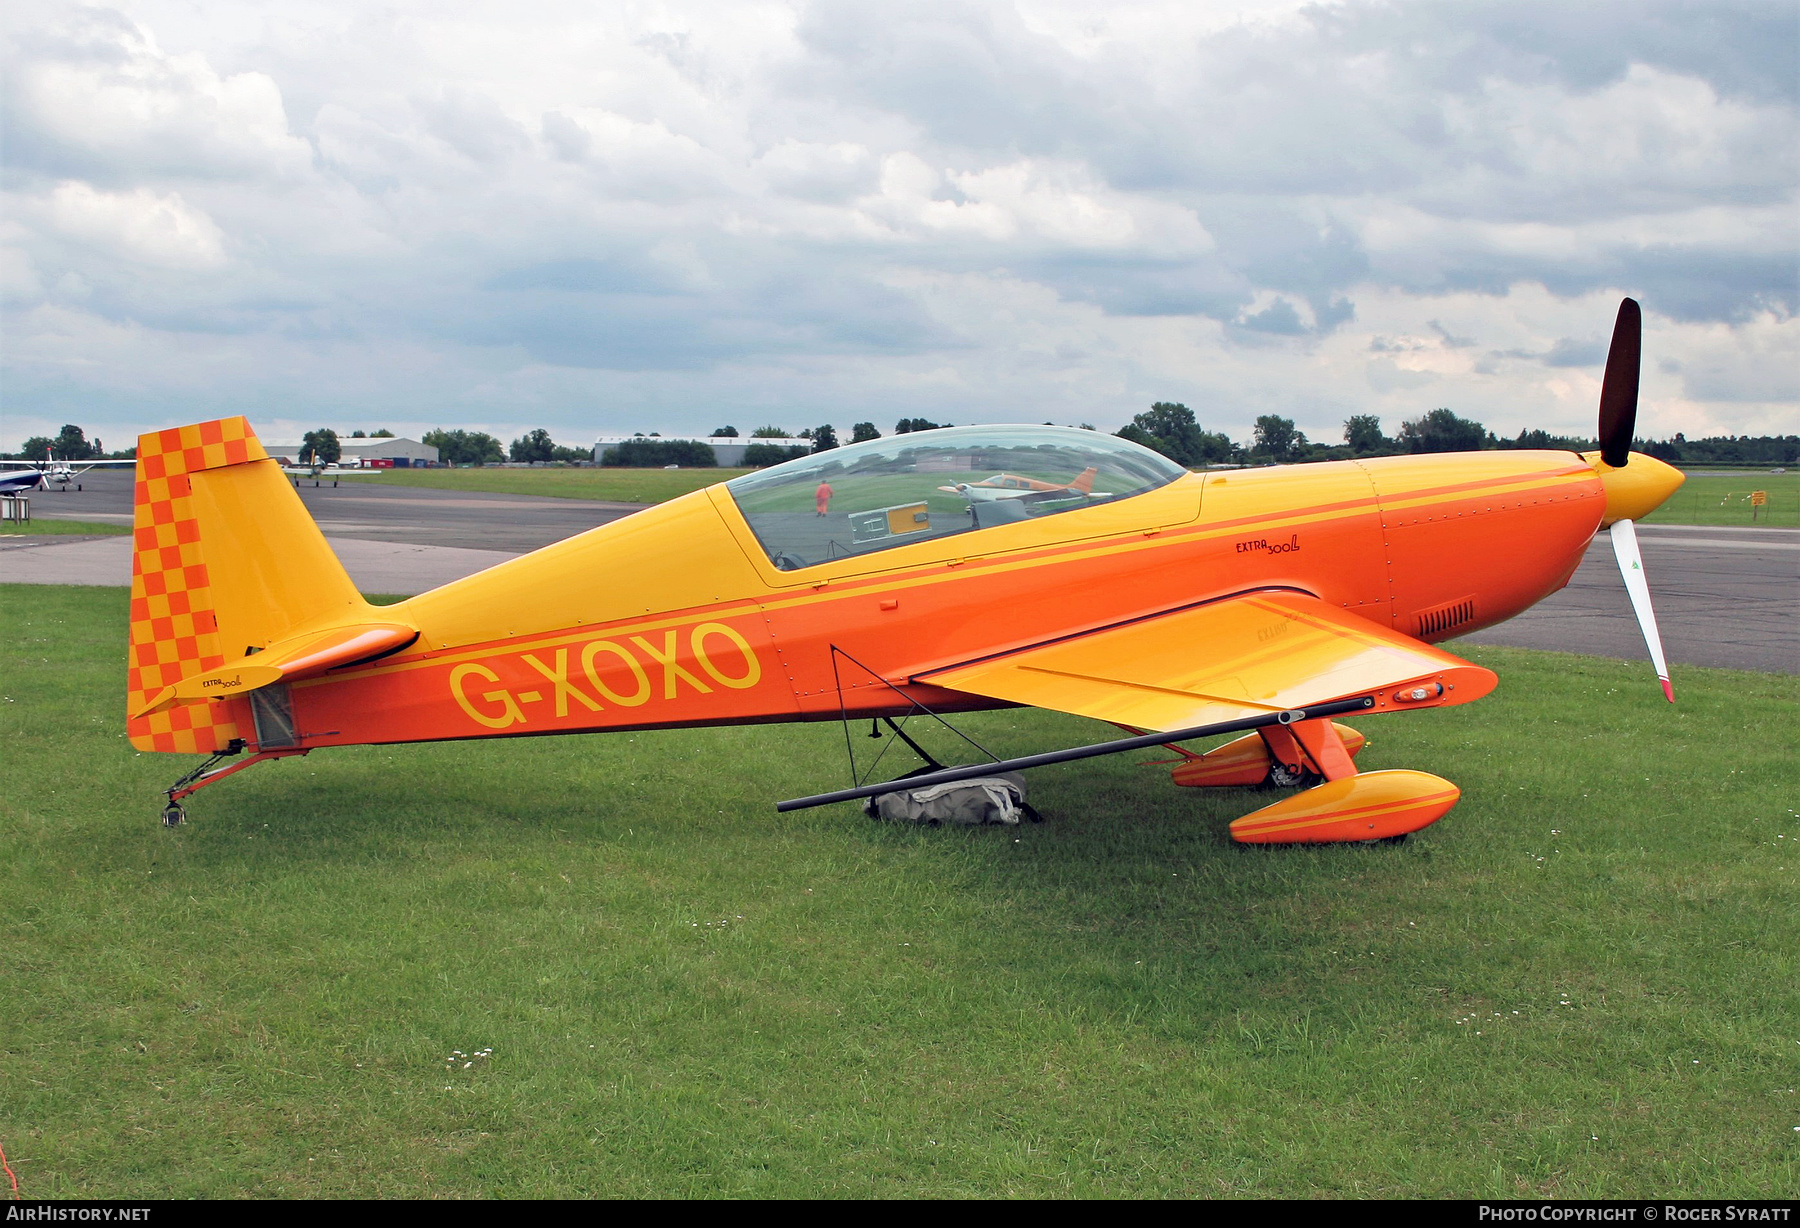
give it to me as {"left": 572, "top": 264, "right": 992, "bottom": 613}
{"left": 815, "top": 479, "right": 833, "bottom": 516}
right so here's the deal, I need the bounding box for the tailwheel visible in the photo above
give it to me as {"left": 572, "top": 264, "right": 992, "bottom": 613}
{"left": 161, "top": 801, "right": 186, "bottom": 828}
{"left": 1229, "top": 770, "right": 1460, "bottom": 845}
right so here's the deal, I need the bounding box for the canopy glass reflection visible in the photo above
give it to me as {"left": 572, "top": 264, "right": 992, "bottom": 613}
{"left": 724, "top": 425, "right": 1187, "bottom": 571}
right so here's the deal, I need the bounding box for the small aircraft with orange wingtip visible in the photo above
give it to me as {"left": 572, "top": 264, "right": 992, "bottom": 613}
{"left": 1, "top": 447, "right": 135, "bottom": 493}
{"left": 937, "top": 466, "right": 1103, "bottom": 503}
{"left": 129, "top": 299, "right": 1683, "bottom": 844}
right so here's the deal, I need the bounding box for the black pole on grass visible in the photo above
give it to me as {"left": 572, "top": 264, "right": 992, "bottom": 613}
{"left": 774, "top": 694, "right": 1375, "bottom": 812}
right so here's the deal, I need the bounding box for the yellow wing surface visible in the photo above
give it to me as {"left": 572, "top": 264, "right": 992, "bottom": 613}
{"left": 920, "top": 590, "right": 1496, "bottom": 732}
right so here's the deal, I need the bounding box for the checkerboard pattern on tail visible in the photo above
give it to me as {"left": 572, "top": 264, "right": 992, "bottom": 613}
{"left": 125, "top": 418, "right": 267, "bottom": 753}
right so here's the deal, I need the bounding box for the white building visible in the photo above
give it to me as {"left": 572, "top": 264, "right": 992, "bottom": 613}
{"left": 265, "top": 437, "right": 440, "bottom": 466}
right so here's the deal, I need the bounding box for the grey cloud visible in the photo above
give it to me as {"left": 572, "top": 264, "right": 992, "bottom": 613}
{"left": 784, "top": 0, "right": 1792, "bottom": 322}
{"left": 452, "top": 256, "right": 956, "bottom": 370}
{"left": 1008, "top": 254, "right": 1247, "bottom": 318}
{"left": 754, "top": 140, "right": 878, "bottom": 202}
{"left": 1431, "top": 321, "right": 1476, "bottom": 348}
{"left": 1317, "top": 0, "right": 1799, "bottom": 106}
{"left": 419, "top": 89, "right": 529, "bottom": 164}
{"left": 484, "top": 258, "right": 688, "bottom": 297}
{"left": 540, "top": 111, "right": 591, "bottom": 162}
{"left": 790, "top": 1, "right": 1107, "bottom": 158}
{"left": 3, "top": 6, "right": 313, "bottom": 185}
{"left": 1544, "top": 337, "right": 1606, "bottom": 367}
{"left": 1365, "top": 358, "right": 1440, "bottom": 392}
{"left": 1680, "top": 360, "right": 1799, "bottom": 404}
{"left": 1239, "top": 299, "right": 1306, "bottom": 335}
{"left": 1311, "top": 296, "right": 1356, "bottom": 332}
{"left": 3, "top": 0, "right": 1793, "bottom": 445}
{"left": 1366, "top": 222, "right": 1797, "bottom": 322}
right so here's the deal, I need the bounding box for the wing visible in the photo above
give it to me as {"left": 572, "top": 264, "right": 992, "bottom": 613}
{"left": 919, "top": 590, "right": 1496, "bottom": 732}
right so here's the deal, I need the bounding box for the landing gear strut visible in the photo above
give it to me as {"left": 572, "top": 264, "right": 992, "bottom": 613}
{"left": 1265, "top": 759, "right": 1319, "bottom": 789}
{"left": 159, "top": 741, "right": 307, "bottom": 826}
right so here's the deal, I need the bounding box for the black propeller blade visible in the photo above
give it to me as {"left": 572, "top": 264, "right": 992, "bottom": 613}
{"left": 1598, "top": 297, "right": 1641, "bottom": 467}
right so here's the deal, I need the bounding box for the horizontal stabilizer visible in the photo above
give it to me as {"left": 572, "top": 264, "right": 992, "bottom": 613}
{"left": 135, "top": 622, "right": 417, "bottom": 717}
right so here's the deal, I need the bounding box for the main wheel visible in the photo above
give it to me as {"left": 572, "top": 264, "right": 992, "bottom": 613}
{"left": 1266, "top": 761, "right": 1318, "bottom": 788}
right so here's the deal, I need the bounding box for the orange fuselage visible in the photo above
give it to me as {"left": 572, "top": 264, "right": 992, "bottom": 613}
{"left": 237, "top": 450, "right": 1603, "bottom": 751}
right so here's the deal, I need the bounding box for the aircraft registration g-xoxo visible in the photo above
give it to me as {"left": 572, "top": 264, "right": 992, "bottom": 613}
{"left": 131, "top": 300, "right": 1683, "bottom": 840}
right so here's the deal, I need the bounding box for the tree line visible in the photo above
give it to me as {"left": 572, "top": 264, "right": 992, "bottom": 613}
{"left": 14, "top": 415, "right": 1788, "bottom": 471}
{"left": 7, "top": 424, "right": 135, "bottom": 462}
{"left": 1115, "top": 403, "right": 1797, "bottom": 468}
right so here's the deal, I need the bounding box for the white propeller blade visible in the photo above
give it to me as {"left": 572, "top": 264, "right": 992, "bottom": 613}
{"left": 1608, "top": 518, "right": 1674, "bottom": 703}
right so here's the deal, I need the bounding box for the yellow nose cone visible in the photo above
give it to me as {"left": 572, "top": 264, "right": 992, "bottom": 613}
{"left": 1583, "top": 450, "right": 1686, "bottom": 525}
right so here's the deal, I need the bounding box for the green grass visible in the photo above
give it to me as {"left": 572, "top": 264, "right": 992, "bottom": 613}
{"left": 1643, "top": 472, "right": 1799, "bottom": 528}
{"left": 0, "top": 519, "right": 131, "bottom": 536}
{"left": 377, "top": 466, "right": 753, "bottom": 504}
{"left": 2, "top": 584, "right": 1796, "bottom": 1197}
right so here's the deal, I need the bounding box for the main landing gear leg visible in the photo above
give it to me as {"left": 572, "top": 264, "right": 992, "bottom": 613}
{"left": 1232, "top": 718, "right": 1457, "bottom": 844}
{"left": 161, "top": 742, "right": 308, "bottom": 827}
{"left": 1156, "top": 721, "right": 1368, "bottom": 788}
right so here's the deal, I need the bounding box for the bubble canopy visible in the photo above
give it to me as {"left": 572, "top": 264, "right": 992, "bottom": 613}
{"left": 723, "top": 425, "right": 1188, "bottom": 571}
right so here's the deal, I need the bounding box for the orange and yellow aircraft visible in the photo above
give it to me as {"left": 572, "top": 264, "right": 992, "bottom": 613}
{"left": 937, "top": 466, "right": 1101, "bottom": 502}
{"left": 130, "top": 300, "right": 1682, "bottom": 841}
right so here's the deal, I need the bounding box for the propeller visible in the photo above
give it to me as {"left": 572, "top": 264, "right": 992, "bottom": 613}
{"left": 1593, "top": 296, "right": 1674, "bottom": 702}
{"left": 1609, "top": 518, "right": 1674, "bottom": 703}
{"left": 1598, "top": 298, "right": 1641, "bottom": 468}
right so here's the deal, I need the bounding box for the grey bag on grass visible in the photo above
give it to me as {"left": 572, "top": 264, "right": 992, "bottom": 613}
{"left": 862, "top": 772, "right": 1037, "bottom": 826}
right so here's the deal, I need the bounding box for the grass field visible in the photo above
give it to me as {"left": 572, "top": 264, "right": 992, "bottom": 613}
{"left": 2, "top": 584, "right": 1796, "bottom": 1197}
{"left": 1639, "top": 472, "right": 1798, "bottom": 528}
{"left": 378, "top": 466, "right": 752, "bottom": 504}
{"left": 373, "top": 465, "right": 1797, "bottom": 529}
{"left": 0, "top": 518, "right": 130, "bottom": 536}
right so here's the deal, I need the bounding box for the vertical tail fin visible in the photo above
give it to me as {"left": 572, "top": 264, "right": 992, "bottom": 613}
{"left": 1069, "top": 466, "right": 1097, "bottom": 495}
{"left": 126, "top": 417, "right": 371, "bottom": 753}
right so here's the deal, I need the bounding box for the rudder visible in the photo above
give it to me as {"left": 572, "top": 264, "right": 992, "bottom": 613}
{"left": 126, "top": 417, "right": 370, "bottom": 753}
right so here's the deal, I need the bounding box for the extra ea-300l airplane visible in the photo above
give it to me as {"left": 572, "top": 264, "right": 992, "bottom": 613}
{"left": 129, "top": 300, "right": 1682, "bottom": 838}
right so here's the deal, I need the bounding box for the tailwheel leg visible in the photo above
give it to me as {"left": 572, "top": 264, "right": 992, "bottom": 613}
{"left": 160, "top": 742, "right": 307, "bottom": 826}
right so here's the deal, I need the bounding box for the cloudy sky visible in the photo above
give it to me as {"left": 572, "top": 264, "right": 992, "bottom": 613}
{"left": 3, "top": 0, "right": 1795, "bottom": 452}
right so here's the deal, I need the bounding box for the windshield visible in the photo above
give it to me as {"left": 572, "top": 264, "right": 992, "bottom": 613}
{"left": 724, "top": 425, "right": 1187, "bottom": 571}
